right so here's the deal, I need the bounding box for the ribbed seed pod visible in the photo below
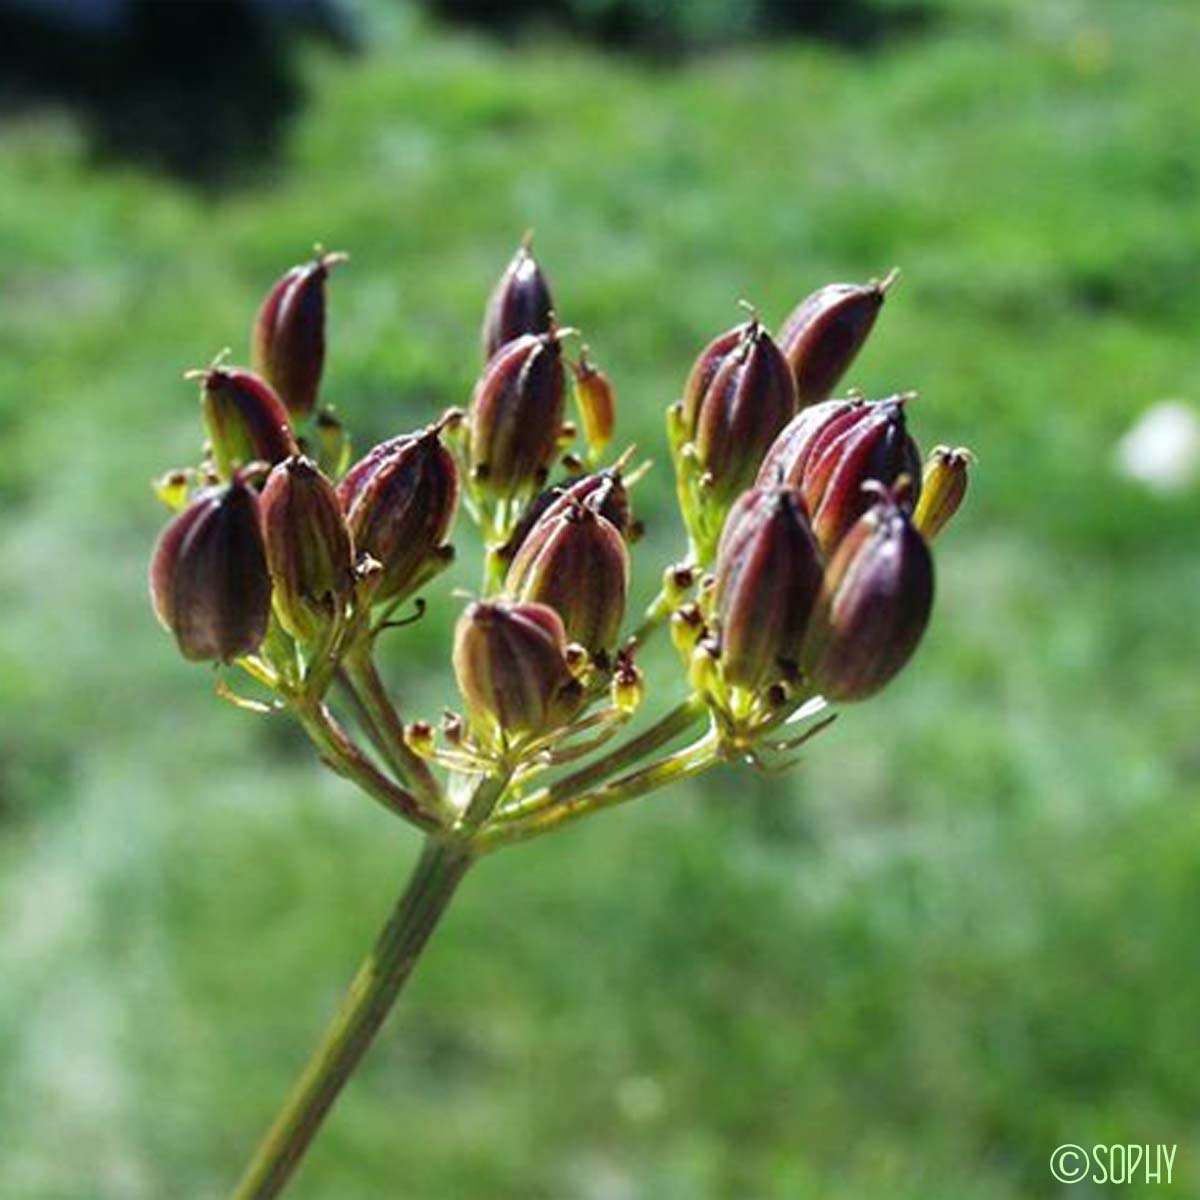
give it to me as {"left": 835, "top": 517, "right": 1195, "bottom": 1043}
{"left": 713, "top": 486, "right": 824, "bottom": 692}
{"left": 683, "top": 321, "right": 797, "bottom": 501}
{"left": 777, "top": 272, "right": 895, "bottom": 406}
{"left": 503, "top": 469, "right": 632, "bottom": 563}
{"left": 913, "top": 446, "right": 971, "bottom": 541}
{"left": 481, "top": 238, "right": 554, "bottom": 361}
{"left": 760, "top": 397, "right": 921, "bottom": 555}
{"left": 505, "top": 503, "right": 629, "bottom": 655}
{"left": 252, "top": 250, "right": 345, "bottom": 421}
{"left": 198, "top": 366, "right": 298, "bottom": 480}
{"left": 149, "top": 477, "right": 271, "bottom": 662}
{"left": 802, "top": 397, "right": 921, "bottom": 553}
{"left": 260, "top": 456, "right": 354, "bottom": 641}
{"left": 804, "top": 494, "right": 934, "bottom": 701}
{"left": 337, "top": 426, "right": 459, "bottom": 604}
{"left": 453, "top": 600, "right": 580, "bottom": 739}
{"left": 469, "top": 331, "right": 567, "bottom": 498}
{"left": 756, "top": 398, "right": 859, "bottom": 488}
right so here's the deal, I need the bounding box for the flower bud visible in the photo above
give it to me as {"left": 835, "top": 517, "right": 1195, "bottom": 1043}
{"left": 452, "top": 600, "right": 581, "bottom": 739}
{"left": 260, "top": 456, "right": 354, "bottom": 641}
{"left": 504, "top": 468, "right": 632, "bottom": 563}
{"left": 761, "top": 397, "right": 921, "bottom": 555}
{"left": 149, "top": 476, "right": 271, "bottom": 663}
{"left": 337, "top": 424, "right": 459, "bottom": 604}
{"left": 469, "top": 331, "right": 567, "bottom": 499}
{"left": 572, "top": 349, "right": 616, "bottom": 458}
{"left": 777, "top": 271, "right": 896, "bottom": 406}
{"left": 611, "top": 656, "right": 644, "bottom": 715}
{"left": 913, "top": 446, "right": 971, "bottom": 541}
{"left": 197, "top": 366, "right": 298, "bottom": 480}
{"left": 481, "top": 237, "right": 555, "bottom": 361}
{"left": 682, "top": 321, "right": 797, "bottom": 500}
{"left": 505, "top": 502, "right": 629, "bottom": 655}
{"left": 756, "top": 398, "right": 858, "bottom": 489}
{"left": 713, "top": 486, "right": 823, "bottom": 692}
{"left": 252, "top": 250, "right": 346, "bottom": 421}
{"left": 805, "top": 492, "right": 934, "bottom": 701}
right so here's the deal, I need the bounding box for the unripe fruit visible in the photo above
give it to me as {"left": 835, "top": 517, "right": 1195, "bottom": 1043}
{"left": 260, "top": 456, "right": 354, "bottom": 641}
{"left": 713, "top": 486, "right": 823, "bottom": 692}
{"left": 481, "top": 238, "right": 554, "bottom": 362}
{"left": 149, "top": 476, "right": 271, "bottom": 663}
{"left": 252, "top": 250, "right": 346, "bottom": 421}
{"left": 804, "top": 492, "right": 934, "bottom": 701}
{"left": 197, "top": 366, "right": 298, "bottom": 480}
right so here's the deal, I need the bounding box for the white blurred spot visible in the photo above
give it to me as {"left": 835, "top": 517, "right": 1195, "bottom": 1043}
{"left": 1115, "top": 401, "right": 1200, "bottom": 491}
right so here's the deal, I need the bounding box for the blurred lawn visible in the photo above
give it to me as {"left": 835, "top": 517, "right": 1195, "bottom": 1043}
{"left": 3, "top": 1, "right": 1200, "bottom": 1197}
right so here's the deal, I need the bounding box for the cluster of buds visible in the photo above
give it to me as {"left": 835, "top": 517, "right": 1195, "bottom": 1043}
{"left": 147, "top": 239, "right": 974, "bottom": 1199}
{"left": 149, "top": 236, "right": 970, "bottom": 843}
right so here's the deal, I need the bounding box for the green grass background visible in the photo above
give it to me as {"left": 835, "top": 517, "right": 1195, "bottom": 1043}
{"left": 3, "top": 1, "right": 1200, "bottom": 1196}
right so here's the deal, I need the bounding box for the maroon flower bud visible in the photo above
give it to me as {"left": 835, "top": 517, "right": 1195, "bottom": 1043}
{"left": 337, "top": 425, "right": 459, "bottom": 604}
{"left": 149, "top": 476, "right": 271, "bottom": 663}
{"left": 452, "top": 600, "right": 581, "bottom": 739}
{"left": 260, "top": 456, "right": 354, "bottom": 641}
{"left": 760, "top": 397, "right": 921, "bottom": 555}
{"left": 505, "top": 502, "right": 629, "bottom": 655}
{"left": 468, "top": 331, "right": 567, "bottom": 499}
{"left": 252, "top": 250, "right": 346, "bottom": 421}
{"left": 572, "top": 349, "right": 616, "bottom": 458}
{"left": 777, "top": 270, "right": 896, "bottom": 406}
{"left": 713, "top": 486, "right": 823, "bottom": 692}
{"left": 756, "top": 398, "right": 858, "bottom": 489}
{"left": 913, "top": 445, "right": 971, "bottom": 541}
{"left": 481, "top": 237, "right": 554, "bottom": 361}
{"left": 681, "top": 320, "right": 797, "bottom": 501}
{"left": 503, "top": 468, "right": 632, "bottom": 562}
{"left": 805, "top": 491, "right": 934, "bottom": 701}
{"left": 196, "top": 366, "right": 298, "bottom": 480}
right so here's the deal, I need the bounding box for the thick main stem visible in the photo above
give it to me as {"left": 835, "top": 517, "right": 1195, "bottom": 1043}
{"left": 231, "top": 837, "right": 473, "bottom": 1200}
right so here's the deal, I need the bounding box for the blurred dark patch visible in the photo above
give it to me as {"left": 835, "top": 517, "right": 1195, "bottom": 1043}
{"left": 422, "top": 0, "right": 937, "bottom": 55}
{"left": 0, "top": 0, "right": 360, "bottom": 188}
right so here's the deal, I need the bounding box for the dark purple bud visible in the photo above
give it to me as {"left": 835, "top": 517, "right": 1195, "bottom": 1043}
{"left": 760, "top": 397, "right": 921, "bottom": 554}
{"left": 149, "top": 476, "right": 271, "bottom": 663}
{"left": 452, "top": 600, "right": 581, "bottom": 739}
{"left": 756, "top": 398, "right": 859, "bottom": 489}
{"left": 683, "top": 320, "right": 798, "bottom": 501}
{"left": 337, "top": 424, "right": 459, "bottom": 604}
{"left": 260, "top": 456, "right": 354, "bottom": 641}
{"left": 803, "top": 397, "right": 921, "bottom": 553}
{"left": 252, "top": 250, "right": 346, "bottom": 421}
{"left": 505, "top": 502, "right": 630, "bottom": 655}
{"left": 777, "top": 271, "right": 896, "bottom": 406}
{"left": 481, "top": 237, "right": 555, "bottom": 361}
{"left": 197, "top": 366, "right": 298, "bottom": 480}
{"left": 713, "top": 486, "right": 823, "bottom": 692}
{"left": 469, "top": 331, "right": 567, "bottom": 499}
{"left": 503, "top": 468, "right": 632, "bottom": 563}
{"left": 804, "top": 491, "right": 934, "bottom": 701}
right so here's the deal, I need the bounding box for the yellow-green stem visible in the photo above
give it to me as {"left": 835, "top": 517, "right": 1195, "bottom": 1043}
{"left": 293, "top": 701, "right": 437, "bottom": 832}
{"left": 230, "top": 836, "right": 474, "bottom": 1200}
{"left": 481, "top": 728, "right": 719, "bottom": 849}
{"left": 497, "top": 695, "right": 706, "bottom": 823}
